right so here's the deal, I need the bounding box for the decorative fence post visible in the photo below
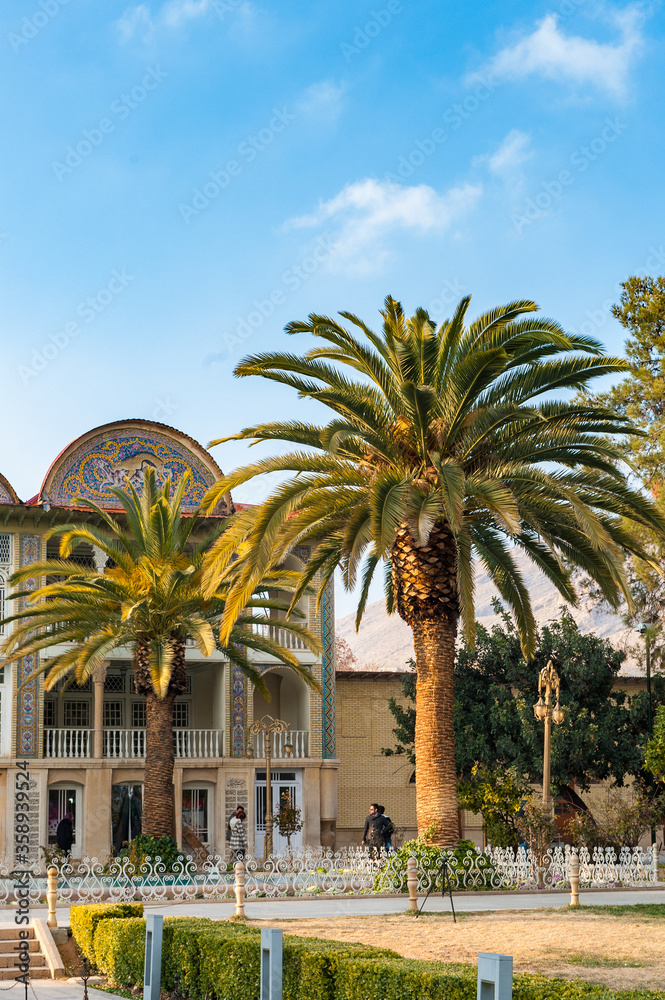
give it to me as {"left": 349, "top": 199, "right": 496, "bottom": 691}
{"left": 407, "top": 856, "right": 418, "bottom": 912}
{"left": 477, "top": 953, "right": 512, "bottom": 1000}
{"left": 652, "top": 845, "right": 659, "bottom": 883}
{"left": 569, "top": 851, "right": 580, "bottom": 908}
{"left": 46, "top": 865, "right": 58, "bottom": 928}
{"left": 234, "top": 860, "right": 246, "bottom": 919}
{"left": 261, "top": 928, "right": 282, "bottom": 1000}
{"left": 143, "top": 914, "right": 163, "bottom": 1000}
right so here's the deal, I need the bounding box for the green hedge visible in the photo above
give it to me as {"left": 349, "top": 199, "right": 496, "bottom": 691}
{"left": 72, "top": 907, "right": 665, "bottom": 1000}
{"left": 69, "top": 902, "right": 144, "bottom": 964}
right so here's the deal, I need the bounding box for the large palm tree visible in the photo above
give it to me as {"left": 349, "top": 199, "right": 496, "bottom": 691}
{"left": 1, "top": 470, "right": 319, "bottom": 838}
{"left": 202, "top": 296, "right": 665, "bottom": 846}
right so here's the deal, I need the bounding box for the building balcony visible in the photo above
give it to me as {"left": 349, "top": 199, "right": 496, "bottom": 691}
{"left": 252, "top": 729, "right": 309, "bottom": 759}
{"left": 43, "top": 728, "right": 226, "bottom": 760}
{"left": 250, "top": 623, "right": 308, "bottom": 651}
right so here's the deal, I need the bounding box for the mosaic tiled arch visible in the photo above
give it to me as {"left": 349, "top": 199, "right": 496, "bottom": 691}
{"left": 40, "top": 420, "right": 230, "bottom": 512}
{"left": 0, "top": 473, "right": 19, "bottom": 505}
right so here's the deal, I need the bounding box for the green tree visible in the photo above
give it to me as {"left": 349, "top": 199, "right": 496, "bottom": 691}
{"left": 579, "top": 277, "right": 665, "bottom": 664}
{"left": 204, "top": 295, "right": 665, "bottom": 845}
{"left": 383, "top": 607, "right": 664, "bottom": 789}
{"left": 0, "top": 470, "right": 318, "bottom": 838}
{"left": 644, "top": 705, "right": 665, "bottom": 783}
{"left": 457, "top": 763, "right": 530, "bottom": 848}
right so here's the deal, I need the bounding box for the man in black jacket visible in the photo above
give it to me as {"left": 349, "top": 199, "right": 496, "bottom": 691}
{"left": 362, "top": 803, "right": 388, "bottom": 854}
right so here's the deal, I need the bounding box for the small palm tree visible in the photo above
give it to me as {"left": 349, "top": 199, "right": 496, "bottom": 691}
{"left": 203, "top": 295, "right": 665, "bottom": 846}
{"left": 1, "top": 470, "right": 319, "bottom": 838}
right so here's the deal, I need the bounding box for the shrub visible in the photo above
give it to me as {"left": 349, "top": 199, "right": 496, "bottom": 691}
{"left": 114, "top": 834, "right": 190, "bottom": 873}
{"left": 93, "top": 916, "right": 146, "bottom": 985}
{"left": 85, "top": 912, "right": 665, "bottom": 1000}
{"left": 375, "top": 837, "right": 496, "bottom": 893}
{"left": 70, "top": 902, "right": 144, "bottom": 964}
{"left": 564, "top": 788, "right": 665, "bottom": 853}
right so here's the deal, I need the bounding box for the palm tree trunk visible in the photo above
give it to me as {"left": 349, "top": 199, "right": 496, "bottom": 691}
{"left": 143, "top": 690, "right": 176, "bottom": 837}
{"left": 391, "top": 520, "right": 460, "bottom": 847}
{"left": 135, "top": 636, "right": 187, "bottom": 838}
{"left": 411, "top": 616, "right": 459, "bottom": 847}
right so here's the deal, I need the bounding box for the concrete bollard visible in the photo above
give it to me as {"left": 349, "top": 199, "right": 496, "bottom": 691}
{"left": 477, "top": 952, "right": 512, "bottom": 1000}
{"left": 407, "top": 856, "right": 418, "bottom": 912}
{"left": 260, "top": 928, "right": 282, "bottom": 1000}
{"left": 143, "top": 914, "right": 163, "bottom": 1000}
{"left": 569, "top": 850, "right": 580, "bottom": 908}
{"left": 234, "top": 860, "right": 246, "bottom": 919}
{"left": 46, "top": 866, "right": 58, "bottom": 928}
{"left": 652, "top": 845, "right": 659, "bottom": 884}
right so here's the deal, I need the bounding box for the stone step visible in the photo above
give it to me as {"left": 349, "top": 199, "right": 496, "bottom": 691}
{"left": 0, "top": 953, "right": 45, "bottom": 969}
{"left": 0, "top": 930, "right": 35, "bottom": 941}
{"left": 0, "top": 968, "right": 50, "bottom": 981}
{"left": 0, "top": 942, "right": 40, "bottom": 955}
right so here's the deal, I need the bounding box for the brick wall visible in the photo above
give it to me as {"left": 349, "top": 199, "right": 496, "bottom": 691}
{"left": 336, "top": 673, "right": 417, "bottom": 847}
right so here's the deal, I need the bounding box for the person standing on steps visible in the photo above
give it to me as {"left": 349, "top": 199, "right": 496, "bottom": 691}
{"left": 229, "top": 806, "right": 248, "bottom": 861}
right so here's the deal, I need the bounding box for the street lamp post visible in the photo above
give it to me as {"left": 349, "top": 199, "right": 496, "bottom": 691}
{"left": 638, "top": 617, "right": 659, "bottom": 846}
{"left": 247, "top": 715, "right": 293, "bottom": 862}
{"left": 533, "top": 659, "right": 565, "bottom": 818}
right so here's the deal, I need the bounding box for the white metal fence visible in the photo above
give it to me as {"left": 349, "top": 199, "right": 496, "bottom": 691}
{"left": 2, "top": 844, "right": 658, "bottom": 907}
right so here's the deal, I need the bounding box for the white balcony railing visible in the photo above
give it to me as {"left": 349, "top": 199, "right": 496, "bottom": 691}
{"left": 104, "top": 729, "right": 146, "bottom": 759}
{"left": 44, "top": 729, "right": 92, "bottom": 758}
{"left": 253, "top": 729, "right": 309, "bottom": 759}
{"left": 173, "top": 729, "right": 224, "bottom": 757}
{"left": 251, "top": 623, "right": 308, "bottom": 650}
{"left": 102, "top": 729, "right": 225, "bottom": 759}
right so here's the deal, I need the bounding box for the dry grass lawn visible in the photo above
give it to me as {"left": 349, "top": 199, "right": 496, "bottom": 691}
{"left": 255, "top": 906, "right": 665, "bottom": 990}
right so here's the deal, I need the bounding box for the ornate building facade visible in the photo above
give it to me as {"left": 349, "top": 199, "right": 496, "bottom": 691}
{"left": 0, "top": 419, "right": 338, "bottom": 861}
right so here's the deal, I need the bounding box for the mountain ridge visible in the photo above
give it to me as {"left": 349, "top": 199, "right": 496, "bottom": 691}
{"left": 336, "top": 548, "right": 643, "bottom": 676}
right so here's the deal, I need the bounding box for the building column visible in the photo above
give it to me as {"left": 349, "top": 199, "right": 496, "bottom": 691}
{"left": 86, "top": 768, "right": 112, "bottom": 859}
{"left": 174, "top": 766, "right": 183, "bottom": 848}
{"left": 93, "top": 663, "right": 107, "bottom": 759}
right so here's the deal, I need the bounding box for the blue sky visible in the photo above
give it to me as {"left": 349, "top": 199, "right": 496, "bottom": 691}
{"left": 1, "top": 0, "right": 663, "bottom": 617}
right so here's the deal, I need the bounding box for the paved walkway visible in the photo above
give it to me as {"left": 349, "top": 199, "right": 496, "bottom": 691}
{"left": 0, "top": 985, "right": 115, "bottom": 1000}
{"left": 1, "top": 885, "right": 661, "bottom": 923}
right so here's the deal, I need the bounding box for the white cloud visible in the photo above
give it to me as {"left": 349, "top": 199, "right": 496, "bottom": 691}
{"left": 469, "top": 6, "right": 644, "bottom": 98}
{"left": 296, "top": 80, "right": 346, "bottom": 123}
{"left": 161, "top": 0, "right": 212, "bottom": 27}
{"left": 116, "top": 0, "right": 254, "bottom": 38}
{"left": 487, "top": 130, "right": 532, "bottom": 178}
{"left": 116, "top": 4, "right": 154, "bottom": 41}
{"left": 284, "top": 178, "right": 482, "bottom": 274}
